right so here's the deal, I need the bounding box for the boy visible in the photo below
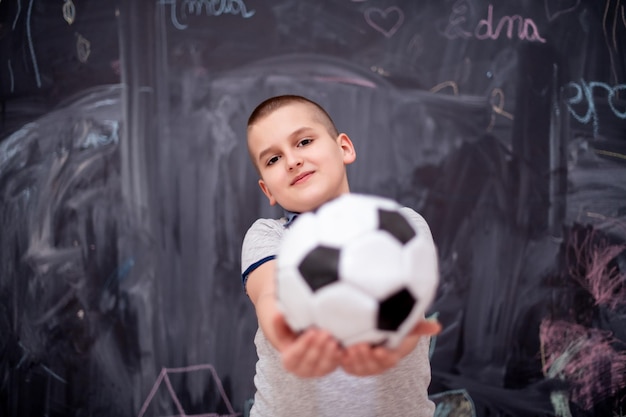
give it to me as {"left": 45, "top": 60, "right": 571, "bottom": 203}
{"left": 241, "top": 95, "right": 441, "bottom": 416}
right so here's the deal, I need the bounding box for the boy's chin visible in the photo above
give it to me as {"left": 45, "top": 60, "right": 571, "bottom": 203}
{"left": 279, "top": 190, "right": 348, "bottom": 213}
{"left": 279, "top": 200, "right": 320, "bottom": 214}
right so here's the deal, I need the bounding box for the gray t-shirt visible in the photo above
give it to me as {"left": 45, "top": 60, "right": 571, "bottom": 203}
{"left": 241, "top": 207, "right": 436, "bottom": 417}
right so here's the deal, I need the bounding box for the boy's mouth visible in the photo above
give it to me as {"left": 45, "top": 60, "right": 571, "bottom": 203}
{"left": 291, "top": 171, "right": 314, "bottom": 185}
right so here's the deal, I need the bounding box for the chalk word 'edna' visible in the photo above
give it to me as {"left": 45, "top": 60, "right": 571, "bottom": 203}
{"left": 159, "top": 0, "right": 255, "bottom": 30}
{"left": 444, "top": 3, "right": 546, "bottom": 43}
{"left": 565, "top": 79, "right": 626, "bottom": 134}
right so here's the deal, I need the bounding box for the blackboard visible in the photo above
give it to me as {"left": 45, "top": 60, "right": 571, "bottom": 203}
{"left": 1, "top": 1, "right": 625, "bottom": 416}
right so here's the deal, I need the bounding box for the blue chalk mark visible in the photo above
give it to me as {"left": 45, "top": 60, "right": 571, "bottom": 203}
{"left": 41, "top": 364, "right": 67, "bottom": 384}
{"left": 8, "top": 60, "right": 14, "bottom": 93}
{"left": 104, "top": 257, "right": 135, "bottom": 290}
{"left": 26, "top": 0, "right": 42, "bottom": 88}
{"left": 12, "top": 0, "right": 22, "bottom": 30}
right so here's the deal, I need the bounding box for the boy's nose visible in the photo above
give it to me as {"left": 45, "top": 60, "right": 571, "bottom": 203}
{"left": 286, "top": 155, "right": 303, "bottom": 170}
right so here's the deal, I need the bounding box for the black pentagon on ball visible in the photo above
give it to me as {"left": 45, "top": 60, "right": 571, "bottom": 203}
{"left": 298, "top": 246, "right": 341, "bottom": 292}
{"left": 377, "top": 288, "right": 417, "bottom": 331}
{"left": 377, "top": 209, "right": 416, "bottom": 245}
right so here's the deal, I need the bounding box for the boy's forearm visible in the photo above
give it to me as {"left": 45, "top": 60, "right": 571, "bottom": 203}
{"left": 247, "top": 263, "right": 285, "bottom": 350}
{"left": 255, "top": 289, "right": 291, "bottom": 351}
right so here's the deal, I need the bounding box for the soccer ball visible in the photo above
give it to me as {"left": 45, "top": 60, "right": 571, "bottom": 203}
{"left": 276, "top": 193, "right": 439, "bottom": 349}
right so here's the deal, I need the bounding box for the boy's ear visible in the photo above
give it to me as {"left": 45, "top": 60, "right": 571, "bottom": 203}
{"left": 338, "top": 133, "right": 356, "bottom": 165}
{"left": 258, "top": 179, "right": 277, "bottom": 206}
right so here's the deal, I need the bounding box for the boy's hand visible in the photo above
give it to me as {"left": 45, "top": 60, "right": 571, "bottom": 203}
{"left": 341, "top": 319, "right": 441, "bottom": 376}
{"left": 273, "top": 314, "right": 342, "bottom": 378}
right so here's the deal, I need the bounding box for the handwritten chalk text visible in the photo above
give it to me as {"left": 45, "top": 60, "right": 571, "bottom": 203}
{"left": 159, "top": 0, "right": 255, "bottom": 30}
{"left": 443, "top": 2, "right": 546, "bottom": 43}
{"left": 565, "top": 79, "right": 626, "bottom": 135}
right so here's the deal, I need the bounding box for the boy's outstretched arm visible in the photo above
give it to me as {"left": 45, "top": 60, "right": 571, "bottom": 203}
{"left": 246, "top": 260, "right": 343, "bottom": 378}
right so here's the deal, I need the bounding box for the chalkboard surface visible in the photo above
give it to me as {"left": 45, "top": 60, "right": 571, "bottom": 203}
{"left": 1, "top": 1, "right": 625, "bottom": 416}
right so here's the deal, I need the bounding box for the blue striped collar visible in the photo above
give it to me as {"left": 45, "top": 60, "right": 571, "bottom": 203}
{"left": 283, "top": 209, "right": 300, "bottom": 228}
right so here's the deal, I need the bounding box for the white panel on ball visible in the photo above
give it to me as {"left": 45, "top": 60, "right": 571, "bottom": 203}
{"left": 316, "top": 195, "right": 380, "bottom": 247}
{"left": 278, "top": 213, "right": 322, "bottom": 269}
{"left": 276, "top": 266, "right": 316, "bottom": 332}
{"left": 403, "top": 237, "right": 439, "bottom": 306}
{"left": 311, "top": 282, "right": 378, "bottom": 343}
{"left": 339, "top": 231, "right": 408, "bottom": 299}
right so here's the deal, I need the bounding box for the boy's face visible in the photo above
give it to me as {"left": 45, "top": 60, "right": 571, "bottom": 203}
{"left": 247, "top": 102, "right": 356, "bottom": 213}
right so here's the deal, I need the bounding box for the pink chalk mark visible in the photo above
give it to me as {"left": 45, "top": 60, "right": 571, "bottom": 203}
{"left": 364, "top": 7, "right": 405, "bottom": 38}
{"left": 137, "top": 364, "right": 240, "bottom": 417}
{"left": 566, "top": 227, "right": 626, "bottom": 311}
{"left": 475, "top": 5, "right": 546, "bottom": 43}
{"left": 540, "top": 319, "right": 626, "bottom": 410}
{"left": 110, "top": 59, "right": 121, "bottom": 76}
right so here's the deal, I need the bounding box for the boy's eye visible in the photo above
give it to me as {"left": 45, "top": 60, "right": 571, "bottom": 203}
{"left": 298, "top": 138, "right": 313, "bottom": 147}
{"left": 267, "top": 156, "right": 280, "bottom": 166}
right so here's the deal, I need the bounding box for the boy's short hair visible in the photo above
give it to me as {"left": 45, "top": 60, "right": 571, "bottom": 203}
{"left": 247, "top": 95, "right": 339, "bottom": 138}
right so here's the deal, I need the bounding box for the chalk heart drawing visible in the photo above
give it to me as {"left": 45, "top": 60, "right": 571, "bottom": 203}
{"left": 545, "top": 0, "right": 581, "bottom": 21}
{"left": 365, "top": 7, "right": 405, "bottom": 38}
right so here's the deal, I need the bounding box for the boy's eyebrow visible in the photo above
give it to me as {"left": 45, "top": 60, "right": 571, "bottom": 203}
{"left": 257, "top": 146, "right": 276, "bottom": 164}
{"left": 256, "top": 126, "right": 315, "bottom": 163}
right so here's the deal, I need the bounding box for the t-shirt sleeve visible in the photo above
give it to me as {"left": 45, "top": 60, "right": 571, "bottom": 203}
{"left": 240, "top": 218, "right": 284, "bottom": 292}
